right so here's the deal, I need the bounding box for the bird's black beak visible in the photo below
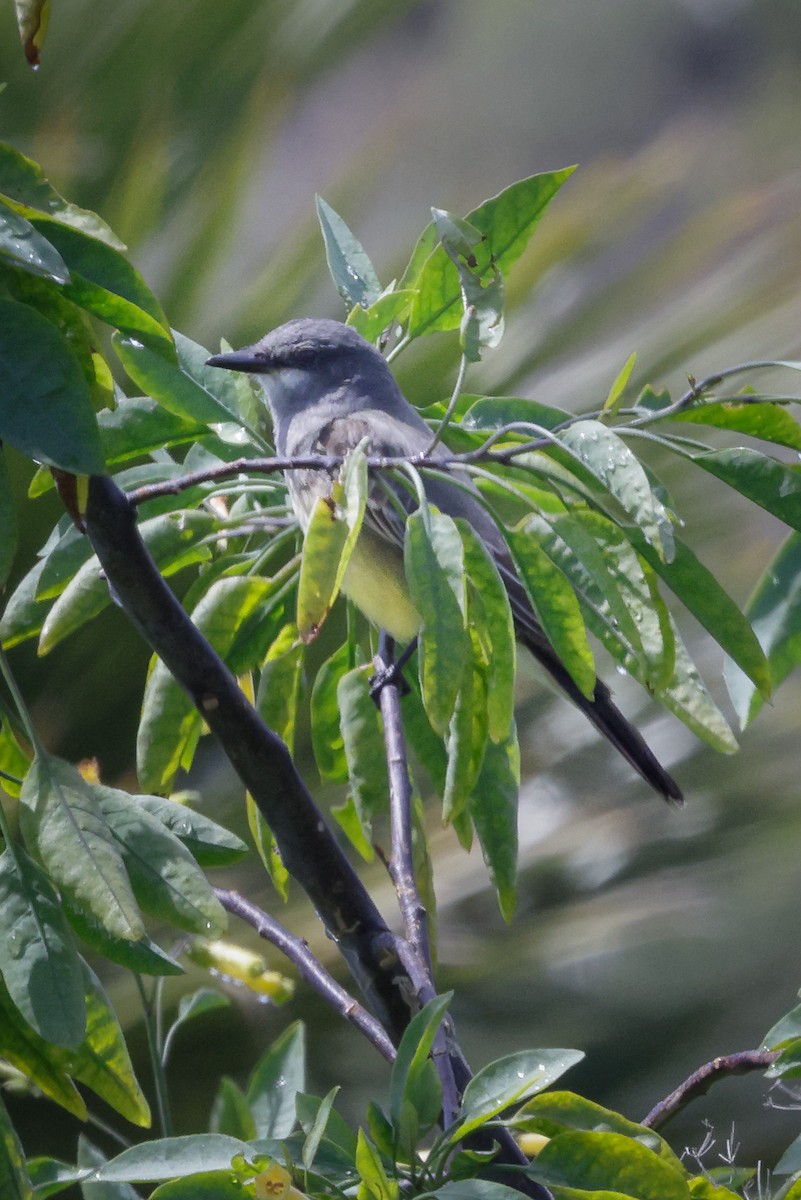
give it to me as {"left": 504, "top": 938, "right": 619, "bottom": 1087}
{"left": 206, "top": 350, "right": 263, "bottom": 373}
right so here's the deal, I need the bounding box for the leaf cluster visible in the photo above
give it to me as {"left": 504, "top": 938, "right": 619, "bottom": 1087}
{"left": 3, "top": 134, "right": 801, "bottom": 1200}
{"left": 18, "top": 996, "right": 801, "bottom": 1199}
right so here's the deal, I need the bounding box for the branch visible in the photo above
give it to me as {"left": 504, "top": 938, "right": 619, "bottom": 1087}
{"left": 125, "top": 437, "right": 558, "bottom": 508}
{"left": 375, "top": 635, "right": 434, "bottom": 980}
{"left": 83, "top": 476, "right": 551, "bottom": 1198}
{"left": 84, "top": 475, "right": 412, "bottom": 1044}
{"left": 216, "top": 888, "right": 396, "bottom": 1063}
{"left": 640, "top": 1049, "right": 779, "bottom": 1131}
{"left": 374, "top": 634, "right": 461, "bottom": 1128}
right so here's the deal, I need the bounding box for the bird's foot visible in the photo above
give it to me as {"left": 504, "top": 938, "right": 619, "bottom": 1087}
{"left": 369, "top": 637, "right": 417, "bottom": 705}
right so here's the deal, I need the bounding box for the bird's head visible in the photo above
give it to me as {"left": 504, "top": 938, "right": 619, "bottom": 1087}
{"left": 207, "top": 318, "right": 395, "bottom": 430}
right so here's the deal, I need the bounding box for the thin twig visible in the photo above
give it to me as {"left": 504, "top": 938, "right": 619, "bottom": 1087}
{"left": 376, "top": 634, "right": 433, "bottom": 977}
{"left": 632, "top": 359, "right": 790, "bottom": 424}
{"left": 124, "top": 440, "right": 556, "bottom": 508}
{"left": 426, "top": 352, "right": 469, "bottom": 456}
{"left": 641, "top": 1049, "right": 779, "bottom": 1131}
{"left": 375, "top": 633, "right": 460, "bottom": 1130}
{"left": 216, "top": 888, "right": 396, "bottom": 1063}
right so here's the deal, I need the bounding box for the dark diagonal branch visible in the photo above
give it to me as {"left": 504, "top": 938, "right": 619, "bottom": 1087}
{"left": 641, "top": 1049, "right": 780, "bottom": 1131}
{"left": 84, "top": 475, "right": 411, "bottom": 1043}
{"left": 216, "top": 888, "right": 396, "bottom": 1063}
{"left": 84, "top": 476, "right": 551, "bottom": 1199}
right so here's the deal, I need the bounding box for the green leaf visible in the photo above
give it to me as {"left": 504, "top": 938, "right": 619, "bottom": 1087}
{"left": 0, "top": 1092, "right": 33, "bottom": 1200}
{"left": 467, "top": 725, "right": 520, "bottom": 921}
{"left": 134, "top": 793, "right": 247, "bottom": 867}
{"left": 0, "top": 453, "right": 18, "bottom": 593}
{"left": 310, "top": 642, "right": 352, "bottom": 782}
{"left": 299, "top": 1087, "right": 345, "bottom": 1170}
{"left": 347, "top": 290, "right": 417, "bottom": 343}
{"left": 504, "top": 524, "right": 596, "bottom": 699}
{"left": 246, "top": 793, "right": 289, "bottom": 901}
{"left": 455, "top": 1050, "right": 585, "bottom": 1141}
{"left": 423, "top": 1181, "right": 522, "bottom": 1200}
{"left": 405, "top": 507, "right": 467, "bottom": 734}
{"left": 689, "top": 446, "right": 801, "bottom": 530}
{"left": 389, "top": 992, "right": 452, "bottom": 1135}
{"left": 366, "top": 1101, "right": 395, "bottom": 1160}
{"left": 114, "top": 334, "right": 235, "bottom": 424}
{"left": 602, "top": 352, "right": 637, "bottom": 418}
{"left": 297, "top": 498, "right": 351, "bottom": 640}
{"left": 725, "top": 531, "right": 801, "bottom": 727}
{"left": 95, "top": 785, "right": 227, "bottom": 937}
{"left": 85, "top": 1136, "right": 251, "bottom": 1185}
{"left": 0, "top": 846, "right": 85, "bottom": 1048}
{"left": 534, "top": 511, "right": 663, "bottom": 686}
{"left": 516, "top": 1091, "right": 682, "bottom": 1169}
{"left": 0, "top": 299, "right": 105, "bottom": 474}
{"left": 35, "top": 523, "right": 93, "bottom": 603}
{"left": 356, "top": 1128, "right": 398, "bottom": 1200}
{"left": 150, "top": 1173, "right": 248, "bottom": 1199}
{"left": 209, "top": 1077, "right": 257, "bottom": 1141}
{"left": 247, "top": 1021, "right": 305, "bottom": 1139}
{"left": 653, "top": 620, "right": 738, "bottom": 754}
{"left": 0, "top": 143, "right": 123, "bottom": 248}
{"left": 137, "top": 575, "right": 273, "bottom": 792}
{"left": 0, "top": 718, "right": 30, "bottom": 797}
{"left": 29, "top": 218, "right": 172, "bottom": 354}
{"left": 442, "top": 621, "right": 490, "bottom": 823}
{"left": 18, "top": 754, "right": 144, "bottom": 943}
{"left": 77, "top": 1135, "right": 140, "bottom": 1200}
{"left": 557, "top": 420, "right": 674, "bottom": 562}
{"left": 461, "top": 394, "right": 572, "bottom": 433}
{"left": 7, "top": 959, "right": 149, "bottom": 1127}
{"left": 687, "top": 1178, "right": 745, "bottom": 1200}
{"left": 174, "top": 329, "right": 260, "bottom": 431}
{"left": 630, "top": 529, "right": 770, "bottom": 698}
{"left": 0, "top": 975, "right": 85, "bottom": 1118}
{"left": 297, "top": 446, "right": 368, "bottom": 641}
{"left": 65, "top": 962, "right": 152, "bottom": 1133}
{"left": 331, "top": 795, "right": 374, "bottom": 863}
{"left": 776, "top": 1134, "right": 801, "bottom": 1176}
{"left": 0, "top": 200, "right": 69, "bottom": 283}
{"left": 23, "top": 1156, "right": 75, "bottom": 1200}
{"left": 98, "top": 397, "right": 207, "bottom": 465}
{"left": 257, "top": 624, "right": 305, "bottom": 754}
{"left": 316, "top": 195, "right": 382, "bottom": 309}
{"left": 39, "top": 510, "right": 217, "bottom": 654}
{"left": 432, "top": 207, "right": 505, "bottom": 360}
{"left": 405, "top": 168, "right": 576, "bottom": 338}
{"left": 64, "top": 900, "right": 183, "bottom": 976}
{"left": 533, "top": 1130, "right": 690, "bottom": 1199}
{"left": 163, "top": 988, "right": 230, "bottom": 1065}
{"left": 658, "top": 397, "right": 801, "bottom": 451}
{"left": 338, "top": 666, "right": 389, "bottom": 841}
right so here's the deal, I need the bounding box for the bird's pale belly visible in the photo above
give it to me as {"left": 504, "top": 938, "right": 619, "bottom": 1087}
{"left": 341, "top": 527, "right": 421, "bottom": 643}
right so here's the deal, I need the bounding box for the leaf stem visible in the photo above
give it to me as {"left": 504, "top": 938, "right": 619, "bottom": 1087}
{"left": 0, "top": 650, "right": 45, "bottom": 759}
{"left": 134, "top": 973, "right": 174, "bottom": 1138}
{"left": 425, "top": 352, "right": 469, "bottom": 456}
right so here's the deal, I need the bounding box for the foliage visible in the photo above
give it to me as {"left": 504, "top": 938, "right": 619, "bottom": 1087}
{"left": 1, "top": 90, "right": 801, "bottom": 1198}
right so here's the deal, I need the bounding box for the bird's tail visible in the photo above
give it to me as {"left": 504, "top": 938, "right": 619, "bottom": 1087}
{"left": 503, "top": 570, "right": 682, "bottom": 802}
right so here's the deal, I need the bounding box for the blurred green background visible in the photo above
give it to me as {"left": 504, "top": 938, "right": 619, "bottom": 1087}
{"left": 3, "top": 0, "right": 801, "bottom": 1178}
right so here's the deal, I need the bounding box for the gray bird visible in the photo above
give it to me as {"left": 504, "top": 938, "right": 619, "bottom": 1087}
{"left": 208, "top": 318, "right": 681, "bottom": 801}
